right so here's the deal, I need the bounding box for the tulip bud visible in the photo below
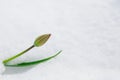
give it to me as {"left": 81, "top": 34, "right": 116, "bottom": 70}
{"left": 34, "top": 34, "right": 51, "bottom": 47}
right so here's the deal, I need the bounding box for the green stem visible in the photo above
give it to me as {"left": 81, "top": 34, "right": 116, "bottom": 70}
{"left": 5, "top": 50, "right": 62, "bottom": 67}
{"left": 3, "top": 45, "right": 35, "bottom": 64}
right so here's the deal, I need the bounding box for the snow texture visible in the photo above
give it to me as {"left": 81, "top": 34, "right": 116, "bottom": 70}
{"left": 0, "top": 0, "right": 120, "bottom": 80}
{"left": 0, "top": 61, "right": 5, "bottom": 74}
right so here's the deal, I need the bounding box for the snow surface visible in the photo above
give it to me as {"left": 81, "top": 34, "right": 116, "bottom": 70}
{"left": 0, "top": 61, "right": 5, "bottom": 74}
{"left": 0, "top": 0, "right": 120, "bottom": 80}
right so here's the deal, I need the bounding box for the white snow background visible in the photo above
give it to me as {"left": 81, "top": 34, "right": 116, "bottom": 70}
{"left": 0, "top": 0, "right": 120, "bottom": 80}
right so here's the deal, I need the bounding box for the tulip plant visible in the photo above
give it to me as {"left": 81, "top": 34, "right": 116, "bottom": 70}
{"left": 3, "top": 34, "right": 62, "bottom": 67}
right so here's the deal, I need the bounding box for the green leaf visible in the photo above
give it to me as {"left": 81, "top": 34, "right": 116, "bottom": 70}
{"left": 34, "top": 34, "right": 51, "bottom": 47}
{"left": 4, "top": 50, "right": 62, "bottom": 67}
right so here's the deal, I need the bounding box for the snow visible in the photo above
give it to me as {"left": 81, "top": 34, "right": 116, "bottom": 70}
{"left": 0, "top": 61, "right": 5, "bottom": 79}
{"left": 0, "top": 61, "right": 5, "bottom": 73}
{"left": 0, "top": 0, "right": 120, "bottom": 80}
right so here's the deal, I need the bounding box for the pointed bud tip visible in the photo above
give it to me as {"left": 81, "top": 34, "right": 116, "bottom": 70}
{"left": 47, "top": 33, "right": 51, "bottom": 37}
{"left": 34, "top": 34, "right": 51, "bottom": 47}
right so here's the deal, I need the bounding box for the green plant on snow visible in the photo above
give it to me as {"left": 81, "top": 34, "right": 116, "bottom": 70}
{"left": 3, "top": 34, "right": 62, "bottom": 67}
